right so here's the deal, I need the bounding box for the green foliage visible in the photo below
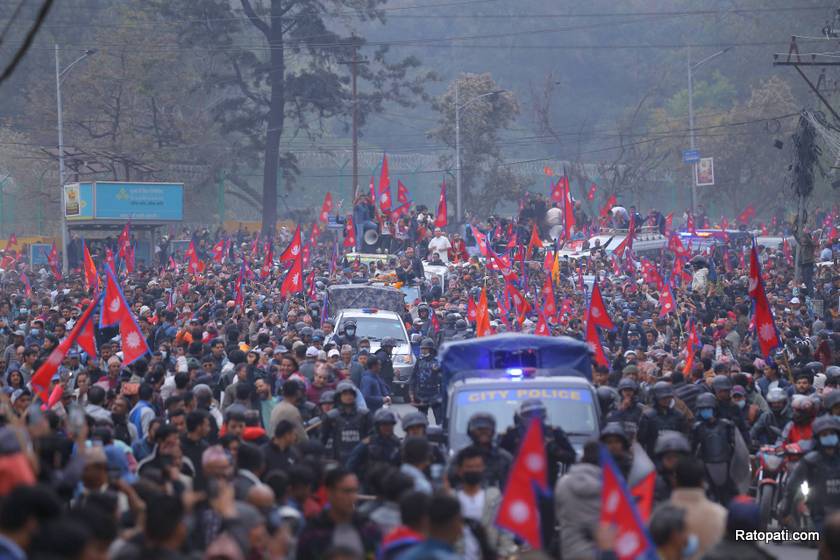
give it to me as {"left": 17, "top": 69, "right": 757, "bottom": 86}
{"left": 665, "top": 71, "right": 737, "bottom": 117}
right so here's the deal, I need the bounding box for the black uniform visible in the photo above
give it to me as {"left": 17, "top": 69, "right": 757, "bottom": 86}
{"left": 717, "top": 400, "right": 752, "bottom": 447}
{"left": 750, "top": 405, "right": 792, "bottom": 446}
{"left": 606, "top": 402, "right": 646, "bottom": 441}
{"left": 321, "top": 406, "right": 372, "bottom": 464}
{"left": 637, "top": 407, "right": 690, "bottom": 458}
{"left": 408, "top": 355, "right": 443, "bottom": 421}
{"left": 346, "top": 433, "right": 402, "bottom": 478}
{"left": 691, "top": 418, "right": 738, "bottom": 504}
{"left": 783, "top": 448, "right": 840, "bottom": 527}
{"left": 374, "top": 349, "right": 395, "bottom": 387}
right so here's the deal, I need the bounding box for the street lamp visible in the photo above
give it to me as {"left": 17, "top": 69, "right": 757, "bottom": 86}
{"left": 55, "top": 45, "right": 96, "bottom": 273}
{"left": 455, "top": 85, "right": 505, "bottom": 223}
{"left": 687, "top": 46, "right": 731, "bottom": 214}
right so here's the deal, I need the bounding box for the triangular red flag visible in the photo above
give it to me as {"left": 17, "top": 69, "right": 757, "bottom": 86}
{"left": 117, "top": 222, "right": 130, "bottom": 258}
{"left": 320, "top": 192, "right": 333, "bottom": 223}
{"left": 83, "top": 241, "right": 99, "bottom": 293}
{"left": 749, "top": 243, "right": 780, "bottom": 357}
{"left": 119, "top": 311, "right": 150, "bottom": 365}
{"left": 496, "top": 418, "right": 548, "bottom": 549}
{"left": 434, "top": 181, "right": 447, "bottom": 228}
{"left": 378, "top": 155, "right": 391, "bottom": 212}
{"left": 587, "top": 183, "right": 597, "bottom": 201}
{"left": 534, "top": 312, "right": 550, "bottom": 336}
{"left": 600, "top": 447, "right": 657, "bottom": 560}
{"left": 737, "top": 204, "right": 756, "bottom": 224}
{"left": 541, "top": 274, "right": 557, "bottom": 318}
{"left": 260, "top": 246, "right": 273, "bottom": 279}
{"left": 397, "top": 180, "right": 410, "bottom": 204}
{"left": 527, "top": 223, "right": 541, "bottom": 257}
{"left": 343, "top": 216, "right": 356, "bottom": 248}
{"left": 659, "top": 284, "right": 676, "bottom": 317}
{"left": 588, "top": 281, "right": 614, "bottom": 330}
{"left": 279, "top": 226, "right": 302, "bottom": 262}
{"left": 280, "top": 253, "right": 303, "bottom": 297}
{"left": 600, "top": 194, "right": 617, "bottom": 219}
{"left": 47, "top": 243, "right": 62, "bottom": 280}
{"left": 100, "top": 265, "right": 127, "bottom": 327}
{"left": 467, "top": 297, "right": 477, "bottom": 324}
{"left": 211, "top": 240, "right": 225, "bottom": 263}
{"left": 475, "top": 287, "right": 492, "bottom": 337}
{"left": 630, "top": 470, "right": 656, "bottom": 522}
{"left": 471, "top": 225, "right": 490, "bottom": 258}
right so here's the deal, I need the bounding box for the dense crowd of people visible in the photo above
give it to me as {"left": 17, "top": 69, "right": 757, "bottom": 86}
{"left": 0, "top": 195, "right": 839, "bottom": 560}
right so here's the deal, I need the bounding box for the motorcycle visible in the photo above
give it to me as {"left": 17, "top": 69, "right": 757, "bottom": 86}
{"left": 756, "top": 442, "right": 811, "bottom": 532}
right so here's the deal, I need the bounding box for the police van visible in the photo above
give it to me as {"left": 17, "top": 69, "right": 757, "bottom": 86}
{"left": 438, "top": 333, "right": 601, "bottom": 455}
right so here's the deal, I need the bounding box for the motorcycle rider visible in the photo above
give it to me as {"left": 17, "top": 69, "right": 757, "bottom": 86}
{"left": 448, "top": 412, "right": 512, "bottom": 489}
{"left": 780, "top": 415, "right": 840, "bottom": 532}
{"left": 653, "top": 430, "right": 692, "bottom": 504}
{"left": 321, "top": 381, "right": 372, "bottom": 465}
{"left": 691, "top": 393, "right": 738, "bottom": 505}
{"left": 408, "top": 338, "right": 443, "bottom": 424}
{"left": 711, "top": 374, "right": 752, "bottom": 447}
{"left": 606, "top": 377, "right": 646, "bottom": 441}
{"left": 334, "top": 320, "right": 359, "bottom": 351}
{"left": 637, "top": 381, "right": 690, "bottom": 458}
{"left": 750, "top": 388, "right": 792, "bottom": 446}
{"left": 347, "top": 407, "right": 402, "bottom": 479}
{"left": 777, "top": 394, "right": 817, "bottom": 447}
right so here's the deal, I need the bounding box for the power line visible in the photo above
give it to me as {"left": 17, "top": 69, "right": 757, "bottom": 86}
{"left": 0, "top": 0, "right": 28, "bottom": 47}
{"left": 0, "top": 0, "right": 53, "bottom": 86}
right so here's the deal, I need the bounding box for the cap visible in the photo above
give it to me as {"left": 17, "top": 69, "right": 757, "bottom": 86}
{"left": 623, "top": 350, "right": 637, "bottom": 358}
{"left": 327, "top": 349, "right": 340, "bottom": 358}
{"left": 305, "top": 346, "right": 319, "bottom": 358}
{"left": 790, "top": 297, "right": 800, "bottom": 304}
{"left": 731, "top": 386, "right": 746, "bottom": 396}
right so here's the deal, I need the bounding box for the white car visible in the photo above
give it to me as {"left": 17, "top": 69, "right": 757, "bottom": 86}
{"left": 330, "top": 308, "right": 415, "bottom": 396}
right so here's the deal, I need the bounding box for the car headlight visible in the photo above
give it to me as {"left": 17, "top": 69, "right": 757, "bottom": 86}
{"left": 394, "top": 354, "right": 413, "bottom": 365}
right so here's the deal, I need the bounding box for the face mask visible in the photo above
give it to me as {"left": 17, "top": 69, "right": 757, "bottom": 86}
{"left": 698, "top": 408, "right": 714, "bottom": 421}
{"left": 30, "top": 329, "right": 40, "bottom": 336}
{"left": 736, "top": 400, "right": 746, "bottom": 410}
{"left": 346, "top": 328, "right": 355, "bottom": 336}
{"left": 682, "top": 534, "right": 699, "bottom": 559}
{"left": 462, "top": 471, "right": 483, "bottom": 486}
{"left": 820, "top": 434, "right": 839, "bottom": 448}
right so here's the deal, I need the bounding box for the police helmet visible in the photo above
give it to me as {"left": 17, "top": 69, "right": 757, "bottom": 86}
{"left": 812, "top": 414, "right": 840, "bottom": 436}
{"left": 600, "top": 422, "right": 630, "bottom": 449}
{"left": 319, "top": 390, "right": 336, "bottom": 405}
{"left": 381, "top": 337, "right": 397, "bottom": 348}
{"left": 312, "top": 329, "right": 325, "bottom": 341}
{"left": 617, "top": 378, "right": 638, "bottom": 393}
{"left": 712, "top": 375, "right": 733, "bottom": 393}
{"left": 652, "top": 381, "right": 675, "bottom": 401}
{"left": 653, "top": 430, "right": 691, "bottom": 456}
{"left": 824, "top": 390, "right": 840, "bottom": 412}
{"left": 696, "top": 393, "right": 718, "bottom": 411}
{"left": 420, "top": 338, "right": 436, "bottom": 350}
{"left": 519, "top": 399, "right": 547, "bottom": 420}
{"left": 792, "top": 395, "right": 816, "bottom": 423}
{"left": 336, "top": 381, "right": 356, "bottom": 395}
{"left": 826, "top": 366, "right": 840, "bottom": 386}
{"left": 597, "top": 386, "right": 618, "bottom": 412}
{"left": 300, "top": 326, "right": 314, "bottom": 338}
{"left": 373, "top": 408, "right": 399, "bottom": 426}
{"left": 344, "top": 320, "right": 357, "bottom": 332}
{"left": 402, "top": 411, "right": 429, "bottom": 431}
{"left": 455, "top": 319, "right": 467, "bottom": 330}
{"left": 806, "top": 361, "right": 825, "bottom": 374}
{"left": 467, "top": 412, "right": 496, "bottom": 433}
{"left": 766, "top": 387, "right": 788, "bottom": 407}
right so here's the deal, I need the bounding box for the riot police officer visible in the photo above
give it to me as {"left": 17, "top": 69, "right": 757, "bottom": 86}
{"left": 606, "top": 378, "right": 646, "bottom": 441}
{"left": 596, "top": 386, "right": 618, "bottom": 426}
{"left": 653, "top": 430, "right": 691, "bottom": 504}
{"left": 401, "top": 411, "right": 447, "bottom": 472}
{"left": 780, "top": 414, "right": 840, "bottom": 532}
{"left": 500, "top": 399, "right": 576, "bottom": 485}
{"left": 712, "top": 374, "right": 751, "bottom": 447}
{"left": 750, "top": 388, "right": 791, "bottom": 446}
{"left": 334, "top": 320, "right": 359, "bottom": 351}
{"left": 637, "top": 381, "right": 690, "bottom": 458}
{"left": 691, "top": 393, "right": 737, "bottom": 504}
{"left": 449, "top": 413, "right": 512, "bottom": 489}
{"left": 347, "top": 408, "right": 402, "bottom": 478}
{"left": 321, "top": 381, "right": 371, "bottom": 464}
{"left": 375, "top": 336, "right": 397, "bottom": 388}
{"left": 408, "top": 338, "right": 443, "bottom": 424}
{"left": 600, "top": 422, "right": 633, "bottom": 479}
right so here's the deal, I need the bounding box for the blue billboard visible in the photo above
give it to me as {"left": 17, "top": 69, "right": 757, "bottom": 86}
{"left": 65, "top": 182, "right": 183, "bottom": 221}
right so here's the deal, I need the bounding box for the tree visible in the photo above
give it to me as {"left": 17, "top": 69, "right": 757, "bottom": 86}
{"left": 158, "top": 0, "right": 433, "bottom": 233}
{"left": 428, "top": 73, "right": 527, "bottom": 217}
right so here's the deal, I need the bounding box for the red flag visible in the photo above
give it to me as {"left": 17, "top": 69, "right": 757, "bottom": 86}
{"left": 506, "top": 283, "right": 531, "bottom": 319}
{"left": 683, "top": 319, "right": 700, "bottom": 375}
{"left": 550, "top": 176, "right": 567, "bottom": 203}
{"left": 279, "top": 226, "right": 302, "bottom": 262}
{"left": 613, "top": 234, "right": 631, "bottom": 258}
{"left": 310, "top": 222, "right": 321, "bottom": 244}
{"left": 100, "top": 265, "right": 127, "bottom": 327}
{"left": 168, "top": 256, "right": 177, "bottom": 271}
{"left": 659, "top": 284, "right": 676, "bottom": 317}
{"left": 434, "top": 181, "right": 447, "bottom": 228}
{"left": 534, "top": 312, "right": 550, "bottom": 336}
{"left": 543, "top": 249, "right": 554, "bottom": 275}
{"left": 83, "top": 241, "right": 99, "bottom": 293}
{"left": 31, "top": 300, "right": 98, "bottom": 401}
{"left": 668, "top": 233, "right": 690, "bottom": 257}
{"left": 280, "top": 252, "right": 303, "bottom": 297}
{"left": 760, "top": 223, "right": 769, "bottom": 236}
{"left": 599, "top": 194, "right": 617, "bottom": 219}
{"left": 737, "top": 204, "right": 756, "bottom": 224}
{"left": 343, "top": 216, "right": 356, "bottom": 249}
{"left": 117, "top": 222, "right": 130, "bottom": 258}
{"left": 664, "top": 212, "right": 673, "bottom": 234}
{"left": 250, "top": 234, "right": 260, "bottom": 259}
{"left": 467, "top": 297, "right": 477, "bottom": 324}
{"left": 125, "top": 244, "right": 135, "bottom": 274}
{"left": 320, "top": 192, "right": 333, "bottom": 223}
{"left": 378, "top": 155, "right": 392, "bottom": 212}
{"left": 587, "top": 183, "right": 597, "bottom": 201}
{"left": 541, "top": 275, "right": 557, "bottom": 318}
{"left": 20, "top": 271, "right": 31, "bottom": 297}
{"left": 260, "top": 246, "right": 273, "bottom": 279}
{"left": 187, "top": 247, "right": 204, "bottom": 275}
{"left": 7, "top": 233, "right": 16, "bottom": 248}
{"left": 599, "top": 447, "right": 657, "bottom": 560}
{"left": 430, "top": 311, "right": 441, "bottom": 334}
{"left": 749, "top": 244, "right": 780, "bottom": 357}
{"left": 587, "top": 281, "right": 614, "bottom": 331}
{"left": 397, "top": 180, "right": 410, "bottom": 204}
{"left": 495, "top": 418, "right": 548, "bottom": 549}
{"left": 234, "top": 264, "right": 245, "bottom": 309}
{"left": 686, "top": 213, "right": 697, "bottom": 235}
{"left": 119, "top": 309, "right": 150, "bottom": 365}
{"left": 475, "top": 287, "right": 492, "bottom": 337}
{"left": 471, "top": 225, "right": 490, "bottom": 258}
{"left": 563, "top": 179, "right": 576, "bottom": 240}
{"left": 527, "top": 223, "right": 541, "bottom": 257}
{"left": 506, "top": 232, "right": 518, "bottom": 252}
{"left": 211, "top": 240, "right": 225, "bottom": 263}
{"left": 47, "top": 243, "right": 61, "bottom": 280}
{"left": 630, "top": 470, "right": 656, "bottom": 522}
{"left": 782, "top": 238, "right": 793, "bottom": 266}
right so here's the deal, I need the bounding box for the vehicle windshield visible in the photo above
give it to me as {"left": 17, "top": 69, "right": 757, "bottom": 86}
{"left": 450, "top": 384, "right": 598, "bottom": 448}
{"left": 339, "top": 317, "right": 407, "bottom": 343}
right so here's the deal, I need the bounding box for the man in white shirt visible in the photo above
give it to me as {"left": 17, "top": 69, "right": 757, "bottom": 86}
{"left": 427, "top": 228, "right": 452, "bottom": 263}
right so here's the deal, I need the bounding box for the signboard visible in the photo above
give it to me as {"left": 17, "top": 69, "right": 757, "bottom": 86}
{"left": 695, "top": 157, "right": 715, "bottom": 186}
{"left": 65, "top": 182, "right": 184, "bottom": 221}
{"left": 682, "top": 149, "right": 700, "bottom": 164}
{"left": 30, "top": 243, "right": 52, "bottom": 267}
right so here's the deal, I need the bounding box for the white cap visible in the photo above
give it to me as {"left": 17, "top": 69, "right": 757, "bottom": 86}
{"left": 328, "top": 349, "right": 340, "bottom": 358}
{"left": 790, "top": 297, "right": 800, "bottom": 304}
{"left": 305, "top": 346, "right": 319, "bottom": 358}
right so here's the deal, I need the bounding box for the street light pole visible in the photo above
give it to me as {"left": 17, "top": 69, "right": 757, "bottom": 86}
{"left": 687, "top": 46, "right": 732, "bottom": 215}
{"left": 55, "top": 44, "right": 95, "bottom": 273}
{"left": 454, "top": 87, "right": 505, "bottom": 224}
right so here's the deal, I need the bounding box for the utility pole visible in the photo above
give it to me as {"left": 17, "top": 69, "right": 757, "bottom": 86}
{"left": 341, "top": 38, "right": 367, "bottom": 204}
